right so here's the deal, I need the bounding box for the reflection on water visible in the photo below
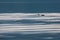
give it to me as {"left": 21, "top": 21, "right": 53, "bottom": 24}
{"left": 0, "top": 13, "right": 60, "bottom": 40}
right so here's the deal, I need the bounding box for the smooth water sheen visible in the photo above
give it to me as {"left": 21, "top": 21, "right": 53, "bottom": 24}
{"left": 0, "top": 0, "right": 60, "bottom": 13}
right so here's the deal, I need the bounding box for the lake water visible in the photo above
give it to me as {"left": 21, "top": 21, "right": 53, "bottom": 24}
{"left": 0, "top": 0, "right": 60, "bottom": 40}
{"left": 0, "top": 0, "right": 60, "bottom": 13}
{"left": 0, "top": 13, "right": 60, "bottom": 40}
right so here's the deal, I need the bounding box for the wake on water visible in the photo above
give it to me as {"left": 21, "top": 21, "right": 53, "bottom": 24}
{"left": 0, "top": 13, "right": 60, "bottom": 34}
{"left": 0, "top": 13, "right": 60, "bottom": 40}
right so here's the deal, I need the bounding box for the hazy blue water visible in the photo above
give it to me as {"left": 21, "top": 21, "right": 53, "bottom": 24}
{"left": 0, "top": 0, "right": 60, "bottom": 40}
{"left": 0, "top": 33, "right": 60, "bottom": 40}
{"left": 0, "top": 20, "right": 60, "bottom": 25}
{"left": 0, "top": 0, "right": 60, "bottom": 13}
